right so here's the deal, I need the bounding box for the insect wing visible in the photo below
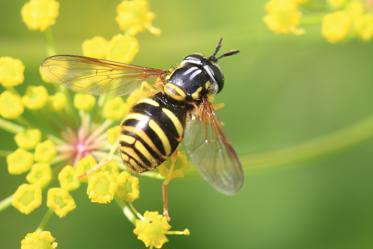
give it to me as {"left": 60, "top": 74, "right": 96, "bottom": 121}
{"left": 183, "top": 100, "right": 244, "bottom": 195}
{"left": 40, "top": 55, "right": 167, "bottom": 96}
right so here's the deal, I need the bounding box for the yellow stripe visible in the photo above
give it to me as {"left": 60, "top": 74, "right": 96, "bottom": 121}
{"left": 121, "top": 146, "right": 146, "bottom": 167}
{"left": 135, "top": 140, "right": 156, "bottom": 166}
{"left": 191, "top": 87, "right": 203, "bottom": 100}
{"left": 122, "top": 125, "right": 165, "bottom": 159}
{"left": 137, "top": 98, "right": 159, "bottom": 107}
{"left": 119, "top": 134, "right": 135, "bottom": 144}
{"left": 121, "top": 153, "right": 129, "bottom": 162}
{"left": 162, "top": 108, "right": 183, "bottom": 138}
{"left": 149, "top": 120, "right": 171, "bottom": 155}
{"left": 164, "top": 83, "right": 186, "bottom": 101}
{"left": 123, "top": 113, "right": 149, "bottom": 123}
{"left": 129, "top": 159, "right": 142, "bottom": 172}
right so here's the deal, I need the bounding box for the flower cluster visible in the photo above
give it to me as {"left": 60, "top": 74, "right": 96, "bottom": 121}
{"left": 1, "top": 0, "right": 189, "bottom": 248}
{"left": 263, "top": 0, "right": 373, "bottom": 43}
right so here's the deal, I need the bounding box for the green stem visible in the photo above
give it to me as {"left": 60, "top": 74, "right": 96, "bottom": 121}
{"left": 301, "top": 14, "right": 324, "bottom": 25}
{"left": 44, "top": 28, "right": 56, "bottom": 56}
{"left": 36, "top": 209, "right": 54, "bottom": 231}
{"left": 0, "top": 117, "right": 24, "bottom": 133}
{"left": 243, "top": 115, "right": 373, "bottom": 170}
{"left": 0, "top": 195, "right": 13, "bottom": 212}
{"left": 0, "top": 150, "right": 11, "bottom": 157}
{"left": 115, "top": 197, "right": 137, "bottom": 225}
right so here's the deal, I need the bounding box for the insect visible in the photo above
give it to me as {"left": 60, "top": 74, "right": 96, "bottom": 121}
{"left": 40, "top": 38, "right": 244, "bottom": 203}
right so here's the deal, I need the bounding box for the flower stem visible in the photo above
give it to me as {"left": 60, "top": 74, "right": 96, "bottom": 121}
{"left": 242, "top": 115, "right": 373, "bottom": 170}
{"left": 0, "top": 117, "right": 24, "bottom": 133}
{"left": 301, "top": 14, "right": 324, "bottom": 25}
{"left": 0, "top": 195, "right": 13, "bottom": 212}
{"left": 115, "top": 197, "right": 137, "bottom": 225}
{"left": 166, "top": 229, "right": 190, "bottom": 235}
{"left": 36, "top": 209, "right": 54, "bottom": 231}
{"left": 44, "top": 28, "right": 56, "bottom": 56}
{"left": 0, "top": 150, "right": 11, "bottom": 157}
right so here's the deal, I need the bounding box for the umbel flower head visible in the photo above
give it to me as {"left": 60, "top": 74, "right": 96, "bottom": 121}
{"left": 263, "top": 0, "right": 304, "bottom": 35}
{"left": 21, "top": 230, "right": 58, "bottom": 249}
{"left": 21, "top": 0, "right": 59, "bottom": 31}
{"left": 134, "top": 211, "right": 190, "bottom": 248}
{"left": 0, "top": 56, "right": 25, "bottom": 87}
{"left": 116, "top": 0, "right": 160, "bottom": 35}
{"left": 263, "top": 0, "right": 373, "bottom": 43}
{"left": 0, "top": 0, "right": 193, "bottom": 248}
{"left": 12, "top": 184, "right": 42, "bottom": 215}
{"left": 134, "top": 211, "right": 171, "bottom": 248}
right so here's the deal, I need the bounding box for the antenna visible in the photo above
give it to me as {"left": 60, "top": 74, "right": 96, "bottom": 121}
{"left": 211, "top": 38, "right": 223, "bottom": 58}
{"left": 209, "top": 38, "right": 239, "bottom": 62}
{"left": 217, "top": 49, "right": 240, "bottom": 60}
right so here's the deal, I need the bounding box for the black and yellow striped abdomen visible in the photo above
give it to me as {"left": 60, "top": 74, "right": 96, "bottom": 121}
{"left": 120, "top": 92, "right": 187, "bottom": 172}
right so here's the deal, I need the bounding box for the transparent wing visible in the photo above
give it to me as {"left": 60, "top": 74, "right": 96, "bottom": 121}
{"left": 183, "top": 99, "right": 244, "bottom": 195}
{"left": 40, "top": 55, "right": 167, "bottom": 96}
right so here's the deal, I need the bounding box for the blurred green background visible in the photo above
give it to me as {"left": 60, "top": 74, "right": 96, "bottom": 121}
{"left": 1, "top": 0, "right": 373, "bottom": 248}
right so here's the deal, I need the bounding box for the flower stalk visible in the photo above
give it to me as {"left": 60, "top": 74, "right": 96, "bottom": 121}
{"left": 0, "top": 117, "right": 24, "bottom": 133}
{"left": 242, "top": 115, "right": 373, "bottom": 170}
{"left": 44, "top": 28, "right": 56, "bottom": 56}
{"left": 0, "top": 195, "right": 13, "bottom": 212}
{"left": 36, "top": 209, "right": 54, "bottom": 231}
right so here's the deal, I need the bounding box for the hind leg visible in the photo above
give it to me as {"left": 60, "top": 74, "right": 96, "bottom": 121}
{"left": 162, "top": 152, "right": 178, "bottom": 220}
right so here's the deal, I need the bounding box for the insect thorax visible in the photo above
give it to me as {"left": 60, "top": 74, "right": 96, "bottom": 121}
{"left": 163, "top": 54, "right": 224, "bottom": 103}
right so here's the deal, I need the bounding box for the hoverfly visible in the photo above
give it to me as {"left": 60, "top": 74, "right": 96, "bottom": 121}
{"left": 40, "top": 38, "right": 244, "bottom": 202}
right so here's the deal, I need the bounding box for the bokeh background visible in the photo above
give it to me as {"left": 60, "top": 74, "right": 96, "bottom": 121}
{"left": 1, "top": 0, "right": 373, "bottom": 248}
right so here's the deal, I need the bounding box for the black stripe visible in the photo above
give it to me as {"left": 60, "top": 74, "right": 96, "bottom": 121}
{"left": 121, "top": 129, "right": 163, "bottom": 164}
{"left": 120, "top": 148, "right": 148, "bottom": 171}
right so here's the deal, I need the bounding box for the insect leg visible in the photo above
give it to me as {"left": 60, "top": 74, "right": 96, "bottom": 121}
{"left": 162, "top": 151, "right": 178, "bottom": 221}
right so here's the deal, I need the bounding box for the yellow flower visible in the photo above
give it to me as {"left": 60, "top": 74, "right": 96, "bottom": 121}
{"left": 12, "top": 184, "right": 42, "bottom": 215}
{"left": 87, "top": 171, "right": 117, "bottom": 204}
{"left": 82, "top": 36, "right": 109, "bottom": 59}
{"left": 116, "top": 171, "right": 139, "bottom": 203}
{"left": 73, "top": 93, "right": 96, "bottom": 112}
{"left": 58, "top": 165, "right": 80, "bottom": 191}
{"left": 26, "top": 163, "right": 52, "bottom": 187}
{"left": 75, "top": 155, "right": 97, "bottom": 180}
{"left": 126, "top": 82, "right": 152, "bottom": 108}
{"left": 106, "top": 34, "right": 139, "bottom": 63}
{"left": 23, "top": 85, "right": 49, "bottom": 110}
{"left": 49, "top": 92, "right": 67, "bottom": 111}
{"left": 159, "top": 152, "right": 190, "bottom": 180}
{"left": 47, "top": 187, "right": 76, "bottom": 218}
{"left": 0, "top": 57, "right": 25, "bottom": 87}
{"left": 327, "top": 0, "right": 348, "bottom": 8}
{"left": 34, "top": 140, "right": 56, "bottom": 163}
{"left": 21, "top": 0, "right": 60, "bottom": 31}
{"left": 15, "top": 129, "right": 42, "bottom": 150}
{"left": 134, "top": 211, "right": 171, "bottom": 248}
{"left": 116, "top": 0, "right": 160, "bottom": 36}
{"left": 345, "top": 0, "right": 365, "bottom": 18}
{"left": 7, "top": 148, "right": 34, "bottom": 175}
{"left": 322, "top": 11, "right": 352, "bottom": 43}
{"left": 102, "top": 96, "right": 129, "bottom": 120}
{"left": 263, "top": 0, "right": 304, "bottom": 35}
{"left": 21, "top": 230, "right": 57, "bottom": 249}
{"left": 292, "top": 0, "right": 308, "bottom": 4}
{"left": 106, "top": 126, "right": 121, "bottom": 145}
{"left": 0, "top": 90, "right": 24, "bottom": 119}
{"left": 100, "top": 160, "right": 120, "bottom": 176}
{"left": 354, "top": 13, "right": 373, "bottom": 41}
